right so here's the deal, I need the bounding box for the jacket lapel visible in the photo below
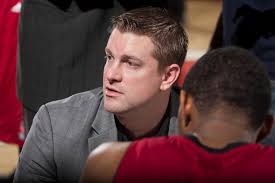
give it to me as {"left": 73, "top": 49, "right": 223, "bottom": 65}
{"left": 88, "top": 99, "right": 118, "bottom": 152}
{"left": 88, "top": 127, "right": 117, "bottom": 152}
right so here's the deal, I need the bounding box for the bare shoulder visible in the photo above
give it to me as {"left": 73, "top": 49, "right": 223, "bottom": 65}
{"left": 80, "top": 142, "right": 131, "bottom": 183}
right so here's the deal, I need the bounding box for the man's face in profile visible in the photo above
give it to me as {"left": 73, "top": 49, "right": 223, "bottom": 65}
{"left": 103, "top": 28, "right": 164, "bottom": 115}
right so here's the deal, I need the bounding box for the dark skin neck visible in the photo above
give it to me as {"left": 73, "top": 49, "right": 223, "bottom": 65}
{"left": 191, "top": 112, "right": 258, "bottom": 149}
{"left": 180, "top": 93, "right": 273, "bottom": 149}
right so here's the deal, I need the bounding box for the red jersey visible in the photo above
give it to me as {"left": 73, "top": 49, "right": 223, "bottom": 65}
{"left": 115, "top": 135, "right": 275, "bottom": 183}
{"left": 0, "top": 0, "right": 23, "bottom": 147}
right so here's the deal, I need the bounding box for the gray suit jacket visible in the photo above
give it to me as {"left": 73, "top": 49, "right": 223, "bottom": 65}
{"left": 14, "top": 88, "right": 179, "bottom": 183}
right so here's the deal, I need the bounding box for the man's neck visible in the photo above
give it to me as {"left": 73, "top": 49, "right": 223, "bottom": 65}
{"left": 116, "top": 91, "right": 170, "bottom": 139}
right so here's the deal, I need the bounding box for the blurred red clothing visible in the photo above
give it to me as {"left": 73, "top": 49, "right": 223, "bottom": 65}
{"left": 0, "top": 0, "right": 24, "bottom": 147}
{"left": 177, "top": 61, "right": 196, "bottom": 87}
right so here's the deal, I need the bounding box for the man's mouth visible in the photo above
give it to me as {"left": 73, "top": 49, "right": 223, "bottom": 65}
{"left": 105, "top": 86, "right": 122, "bottom": 97}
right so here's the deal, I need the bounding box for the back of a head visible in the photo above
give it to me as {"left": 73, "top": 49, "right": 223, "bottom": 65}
{"left": 183, "top": 47, "right": 271, "bottom": 130}
{"left": 111, "top": 7, "right": 188, "bottom": 71}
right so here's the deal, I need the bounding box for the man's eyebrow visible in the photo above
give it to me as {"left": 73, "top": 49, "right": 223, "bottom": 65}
{"left": 121, "top": 55, "right": 143, "bottom": 62}
{"left": 105, "top": 48, "right": 143, "bottom": 62}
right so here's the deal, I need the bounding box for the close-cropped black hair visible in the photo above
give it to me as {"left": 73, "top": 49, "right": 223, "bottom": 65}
{"left": 183, "top": 47, "right": 271, "bottom": 130}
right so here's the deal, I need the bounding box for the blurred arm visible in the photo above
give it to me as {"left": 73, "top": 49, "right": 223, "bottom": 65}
{"left": 80, "top": 142, "right": 130, "bottom": 183}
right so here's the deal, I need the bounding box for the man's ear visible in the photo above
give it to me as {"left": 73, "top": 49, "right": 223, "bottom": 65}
{"left": 178, "top": 90, "right": 193, "bottom": 135}
{"left": 160, "top": 64, "right": 180, "bottom": 91}
{"left": 256, "top": 114, "right": 274, "bottom": 143}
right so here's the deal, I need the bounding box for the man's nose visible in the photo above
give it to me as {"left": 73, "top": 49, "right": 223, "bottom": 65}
{"left": 106, "top": 62, "right": 122, "bottom": 83}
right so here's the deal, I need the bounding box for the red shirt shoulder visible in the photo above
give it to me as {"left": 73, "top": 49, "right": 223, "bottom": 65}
{"left": 115, "top": 136, "right": 275, "bottom": 183}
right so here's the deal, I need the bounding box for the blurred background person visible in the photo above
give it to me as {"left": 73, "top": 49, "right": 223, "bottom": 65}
{"left": 0, "top": 0, "right": 24, "bottom": 148}
{"left": 0, "top": 0, "right": 23, "bottom": 182}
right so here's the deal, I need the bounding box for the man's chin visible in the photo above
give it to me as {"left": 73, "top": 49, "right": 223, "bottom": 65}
{"left": 104, "top": 107, "right": 116, "bottom": 113}
{"left": 104, "top": 104, "right": 120, "bottom": 113}
{"left": 104, "top": 104, "right": 130, "bottom": 115}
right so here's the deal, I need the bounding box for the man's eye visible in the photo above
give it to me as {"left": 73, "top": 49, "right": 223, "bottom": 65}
{"left": 127, "top": 61, "right": 134, "bottom": 66}
{"left": 104, "top": 55, "right": 112, "bottom": 61}
{"left": 125, "top": 61, "right": 138, "bottom": 67}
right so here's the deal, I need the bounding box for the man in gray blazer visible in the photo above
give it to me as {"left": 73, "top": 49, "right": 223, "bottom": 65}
{"left": 14, "top": 7, "right": 188, "bottom": 183}
{"left": 18, "top": 0, "right": 185, "bottom": 136}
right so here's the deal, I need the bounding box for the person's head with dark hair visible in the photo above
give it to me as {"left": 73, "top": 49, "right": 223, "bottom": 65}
{"left": 103, "top": 7, "right": 188, "bottom": 134}
{"left": 179, "top": 47, "right": 274, "bottom": 147}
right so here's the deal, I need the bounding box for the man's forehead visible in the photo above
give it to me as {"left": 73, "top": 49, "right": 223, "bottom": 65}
{"left": 108, "top": 28, "right": 153, "bottom": 46}
{"left": 106, "top": 29, "right": 155, "bottom": 58}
